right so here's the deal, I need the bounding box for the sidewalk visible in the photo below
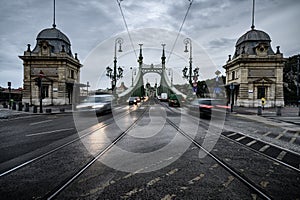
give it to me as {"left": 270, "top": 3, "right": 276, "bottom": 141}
{"left": 232, "top": 106, "right": 300, "bottom": 117}
{"left": 231, "top": 106, "right": 300, "bottom": 131}
{"left": 0, "top": 105, "right": 73, "bottom": 119}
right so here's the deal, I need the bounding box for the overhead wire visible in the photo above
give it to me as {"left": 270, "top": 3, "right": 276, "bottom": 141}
{"left": 167, "top": 0, "right": 193, "bottom": 64}
{"left": 116, "top": 0, "right": 138, "bottom": 59}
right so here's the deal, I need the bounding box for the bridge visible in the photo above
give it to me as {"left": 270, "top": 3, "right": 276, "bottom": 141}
{"left": 117, "top": 44, "right": 187, "bottom": 100}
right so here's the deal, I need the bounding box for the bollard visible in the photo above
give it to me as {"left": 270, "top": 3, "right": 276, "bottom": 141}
{"left": 257, "top": 106, "right": 262, "bottom": 116}
{"left": 33, "top": 106, "right": 37, "bottom": 113}
{"left": 2, "top": 102, "right": 8, "bottom": 108}
{"left": 46, "top": 109, "right": 52, "bottom": 114}
{"left": 18, "top": 102, "right": 23, "bottom": 111}
{"left": 12, "top": 102, "right": 16, "bottom": 110}
{"left": 276, "top": 106, "right": 282, "bottom": 116}
{"left": 25, "top": 103, "right": 29, "bottom": 112}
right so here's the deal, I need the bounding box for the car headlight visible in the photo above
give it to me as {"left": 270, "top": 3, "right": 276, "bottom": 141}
{"left": 92, "top": 105, "right": 104, "bottom": 109}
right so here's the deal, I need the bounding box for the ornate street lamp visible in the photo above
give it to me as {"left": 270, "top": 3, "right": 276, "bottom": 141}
{"left": 182, "top": 38, "right": 198, "bottom": 86}
{"left": 106, "top": 37, "right": 124, "bottom": 94}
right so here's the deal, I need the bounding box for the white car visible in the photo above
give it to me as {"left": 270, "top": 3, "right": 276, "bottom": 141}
{"left": 76, "top": 94, "right": 113, "bottom": 115}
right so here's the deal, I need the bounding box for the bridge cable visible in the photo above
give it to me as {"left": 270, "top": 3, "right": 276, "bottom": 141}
{"left": 116, "top": 0, "right": 138, "bottom": 59}
{"left": 167, "top": 0, "right": 193, "bottom": 64}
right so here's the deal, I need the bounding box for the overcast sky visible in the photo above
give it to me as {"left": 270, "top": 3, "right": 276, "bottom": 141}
{"left": 0, "top": 0, "right": 299, "bottom": 89}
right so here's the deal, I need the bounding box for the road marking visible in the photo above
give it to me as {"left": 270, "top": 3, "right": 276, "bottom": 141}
{"left": 166, "top": 168, "right": 178, "bottom": 176}
{"left": 276, "top": 151, "right": 287, "bottom": 160}
{"left": 235, "top": 136, "right": 246, "bottom": 141}
{"left": 259, "top": 145, "right": 270, "bottom": 152}
{"left": 147, "top": 177, "right": 161, "bottom": 186}
{"left": 246, "top": 140, "right": 257, "bottom": 146}
{"left": 275, "top": 133, "right": 283, "bottom": 140}
{"left": 260, "top": 181, "right": 269, "bottom": 188}
{"left": 26, "top": 128, "right": 74, "bottom": 136}
{"left": 223, "top": 176, "right": 234, "bottom": 188}
{"left": 188, "top": 173, "right": 205, "bottom": 184}
{"left": 263, "top": 131, "right": 271, "bottom": 136}
{"left": 161, "top": 194, "right": 176, "bottom": 200}
{"left": 289, "top": 137, "right": 296, "bottom": 144}
{"left": 227, "top": 132, "right": 237, "bottom": 137}
{"left": 30, "top": 119, "right": 52, "bottom": 126}
{"left": 290, "top": 132, "right": 299, "bottom": 144}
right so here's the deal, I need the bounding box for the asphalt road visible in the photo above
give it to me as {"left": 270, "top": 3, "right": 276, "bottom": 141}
{"left": 0, "top": 100, "right": 299, "bottom": 199}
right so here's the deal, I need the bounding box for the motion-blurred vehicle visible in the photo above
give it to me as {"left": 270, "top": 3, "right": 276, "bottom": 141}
{"left": 188, "top": 98, "right": 229, "bottom": 119}
{"left": 135, "top": 96, "right": 141, "bottom": 103}
{"left": 160, "top": 93, "right": 168, "bottom": 102}
{"left": 128, "top": 97, "right": 137, "bottom": 105}
{"left": 168, "top": 94, "right": 181, "bottom": 107}
{"left": 76, "top": 94, "right": 113, "bottom": 115}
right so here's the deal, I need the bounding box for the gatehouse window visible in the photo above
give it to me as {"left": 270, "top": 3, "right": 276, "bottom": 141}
{"left": 231, "top": 71, "right": 235, "bottom": 80}
{"left": 42, "top": 85, "right": 49, "bottom": 98}
{"left": 70, "top": 70, "right": 74, "bottom": 79}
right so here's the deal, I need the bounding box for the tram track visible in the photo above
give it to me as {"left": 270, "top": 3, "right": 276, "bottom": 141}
{"left": 45, "top": 104, "right": 150, "bottom": 199}
{"left": 0, "top": 104, "right": 142, "bottom": 177}
{"left": 164, "top": 101, "right": 300, "bottom": 172}
{"left": 160, "top": 100, "right": 299, "bottom": 199}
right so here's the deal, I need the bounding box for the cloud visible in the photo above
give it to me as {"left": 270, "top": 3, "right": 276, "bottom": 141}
{"left": 207, "top": 38, "right": 236, "bottom": 49}
{"left": 0, "top": 0, "right": 299, "bottom": 88}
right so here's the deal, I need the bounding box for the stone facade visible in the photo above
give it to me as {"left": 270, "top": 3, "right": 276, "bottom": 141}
{"left": 223, "top": 28, "right": 286, "bottom": 108}
{"left": 19, "top": 27, "right": 82, "bottom": 105}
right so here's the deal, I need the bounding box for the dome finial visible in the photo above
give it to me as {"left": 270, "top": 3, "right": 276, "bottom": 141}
{"left": 251, "top": 0, "right": 255, "bottom": 30}
{"left": 52, "top": 0, "right": 56, "bottom": 28}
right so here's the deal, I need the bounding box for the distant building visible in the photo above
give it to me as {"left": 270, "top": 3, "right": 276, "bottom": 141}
{"left": 19, "top": 24, "right": 82, "bottom": 105}
{"left": 223, "top": 26, "right": 286, "bottom": 108}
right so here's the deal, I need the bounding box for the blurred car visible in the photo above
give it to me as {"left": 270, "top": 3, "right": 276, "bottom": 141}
{"left": 188, "top": 98, "right": 229, "bottom": 119}
{"left": 135, "top": 96, "right": 141, "bottom": 103}
{"left": 128, "top": 97, "right": 137, "bottom": 105}
{"left": 168, "top": 94, "right": 181, "bottom": 107}
{"left": 76, "top": 94, "right": 113, "bottom": 115}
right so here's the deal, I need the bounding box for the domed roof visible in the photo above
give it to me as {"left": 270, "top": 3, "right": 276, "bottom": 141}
{"left": 37, "top": 27, "right": 71, "bottom": 45}
{"left": 236, "top": 29, "right": 271, "bottom": 47}
{"left": 232, "top": 28, "right": 274, "bottom": 59}
{"left": 33, "top": 26, "right": 73, "bottom": 57}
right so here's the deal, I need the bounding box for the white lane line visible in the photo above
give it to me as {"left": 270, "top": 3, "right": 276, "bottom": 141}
{"left": 275, "top": 133, "right": 283, "bottom": 140}
{"left": 276, "top": 151, "right": 287, "bottom": 160}
{"left": 227, "top": 132, "right": 237, "bottom": 137}
{"left": 290, "top": 132, "right": 299, "bottom": 144}
{"left": 30, "top": 120, "right": 53, "bottom": 126}
{"left": 259, "top": 145, "right": 270, "bottom": 152}
{"left": 263, "top": 131, "right": 271, "bottom": 136}
{"left": 26, "top": 128, "right": 74, "bottom": 136}
{"left": 235, "top": 136, "right": 246, "bottom": 141}
{"left": 246, "top": 140, "right": 257, "bottom": 146}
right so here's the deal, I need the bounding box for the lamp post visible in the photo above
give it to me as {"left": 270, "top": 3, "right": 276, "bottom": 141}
{"left": 39, "top": 70, "right": 45, "bottom": 113}
{"left": 182, "top": 38, "right": 199, "bottom": 88}
{"left": 106, "top": 37, "right": 124, "bottom": 95}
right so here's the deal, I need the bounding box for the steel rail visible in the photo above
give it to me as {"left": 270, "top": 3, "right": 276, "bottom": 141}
{"left": 0, "top": 105, "right": 139, "bottom": 177}
{"left": 165, "top": 117, "right": 272, "bottom": 200}
{"left": 164, "top": 101, "right": 300, "bottom": 172}
{"left": 45, "top": 104, "right": 150, "bottom": 199}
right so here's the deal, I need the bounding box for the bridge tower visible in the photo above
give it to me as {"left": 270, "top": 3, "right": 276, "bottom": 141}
{"left": 158, "top": 44, "right": 172, "bottom": 96}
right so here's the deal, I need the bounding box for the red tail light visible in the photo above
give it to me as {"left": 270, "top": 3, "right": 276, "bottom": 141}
{"left": 216, "top": 105, "right": 230, "bottom": 109}
{"left": 199, "top": 104, "right": 214, "bottom": 109}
